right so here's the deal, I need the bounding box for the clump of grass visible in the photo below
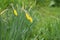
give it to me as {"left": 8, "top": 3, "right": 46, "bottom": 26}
{"left": 0, "top": 0, "right": 60, "bottom": 40}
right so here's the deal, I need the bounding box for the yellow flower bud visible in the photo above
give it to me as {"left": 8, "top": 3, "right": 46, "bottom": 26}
{"left": 29, "top": 16, "right": 33, "bottom": 23}
{"left": 26, "top": 13, "right": 33, "bottom": 23}
{"left": 13, "top": 9, "right": 18, "bottom": 16}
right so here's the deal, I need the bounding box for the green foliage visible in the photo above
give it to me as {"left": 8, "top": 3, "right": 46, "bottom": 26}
{"left": 54, "top": 0, "right": 60, "bottom": 6}
{"left": 0, "top": 0, "right": 60, "bottom": 40}
{"left": 36, "top": 0, "right": 50, "bottom": 7}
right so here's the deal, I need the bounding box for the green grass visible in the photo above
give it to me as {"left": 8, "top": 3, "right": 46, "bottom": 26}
{"left": 0, "top": 0, "right": 60, "bottom": 40}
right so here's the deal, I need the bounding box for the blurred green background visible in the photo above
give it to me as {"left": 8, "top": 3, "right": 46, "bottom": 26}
{"left": 0, "top": 0, "right": 60, "bottom": 40}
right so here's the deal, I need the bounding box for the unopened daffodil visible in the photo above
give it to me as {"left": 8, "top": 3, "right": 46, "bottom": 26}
{"left": 26, "top": 13, "right": 33, "bottom": 23}
{"left": 13, "top": 9, "right": 18, "bottom": 16}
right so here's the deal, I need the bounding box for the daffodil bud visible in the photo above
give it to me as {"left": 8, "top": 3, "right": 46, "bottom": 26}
{"left": 26, "top": 13, "right": 33, "bottom": 23}
{"left": 13, "top": 9, "right": 18, "bottom": 16}
{"left": 29, "top": 16, "right": 33, "bottom": 23}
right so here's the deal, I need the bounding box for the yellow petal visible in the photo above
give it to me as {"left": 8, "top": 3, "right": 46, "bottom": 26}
{"left": 13, "top": 9, "right": 18, "bottom": 16}
{"left": 26, "top": 13, "right": 30, "bottom": 19}
{"left": 29, "top": 17, "right": 33, "bottom": 23}
{"left": 25, "top": 13, "right": 33, "bottom": 23}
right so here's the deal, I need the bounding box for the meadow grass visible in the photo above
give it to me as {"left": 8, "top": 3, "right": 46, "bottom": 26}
{"left": 0, "top": 0, "right": 60, "bottom": 40}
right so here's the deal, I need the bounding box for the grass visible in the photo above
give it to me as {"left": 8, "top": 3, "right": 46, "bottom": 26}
{"left": 0, "top": 0, "right": 60, "bottom": 40}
